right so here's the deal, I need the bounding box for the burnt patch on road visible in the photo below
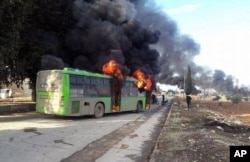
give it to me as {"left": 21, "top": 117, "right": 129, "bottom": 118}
{"left": 9, "top": 137, "right": 14, "bottom": 142}
{"left": 120, "top": 144, "right": 129, "bottom": 149}
{"left": 126, "top": 154, "right": 137, "bottom": 160}
{"left": 23, "top": 127, "right": 42, "bottom": 135}
{"left": 129, "top": 134, "right": 138, "bottom": 139}
{"left": 54, "top": 139, "right": 74, "bottom": 146}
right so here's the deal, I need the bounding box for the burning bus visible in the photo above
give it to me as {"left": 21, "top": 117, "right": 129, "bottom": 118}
{"left": 36, "top": 60, "right": 152, "bottom": 118}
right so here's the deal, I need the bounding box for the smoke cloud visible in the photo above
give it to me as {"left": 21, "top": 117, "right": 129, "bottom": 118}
{"left": 132, "top": 1, "right": 201, "bottom": 84}
{"left": 41, "top": 0, "right": 205, "bottom": 88}
{"left": 53, "top": 0, "right": 160, "bottom": 79}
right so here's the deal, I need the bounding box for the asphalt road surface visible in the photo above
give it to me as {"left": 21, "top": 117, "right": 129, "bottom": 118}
{"left": 0, "top": 98, "right": 171, "bottom": 162}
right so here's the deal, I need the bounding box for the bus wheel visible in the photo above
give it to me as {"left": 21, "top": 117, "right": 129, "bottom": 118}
{"left": 94, "top": 103, "right": 104, "bottom": 118}
{"left": 136, "top": 102, "right": 142, "bottom": 113}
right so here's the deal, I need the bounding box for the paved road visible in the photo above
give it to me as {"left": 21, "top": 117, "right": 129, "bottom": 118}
{"left": 0, "top": 98, "right": 171, "bottom": 162}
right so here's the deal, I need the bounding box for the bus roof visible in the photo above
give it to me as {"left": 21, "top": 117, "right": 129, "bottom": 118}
{"left": 63, "top": 68, "right": 111, "bottom": 78}
{"left": 37, "top": 68, "right": 136, "bottom": 81}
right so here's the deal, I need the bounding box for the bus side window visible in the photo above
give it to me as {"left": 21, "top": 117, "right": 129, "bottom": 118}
{"left": 130, "top": 82, "right": 137, "bottom": 97}
{"left": 97, "top": 78, "right": 104, "bottom": 97}
{"left": 98, "top": 78, "right": 104, "bottom": 85}
{"left": 100, "top": 78, "right": 111, "bottom": 96}
{"left": 91, "top": 78, "right": 98, "bottom": 85}
{"left": 121, "top": 81, "right": 130, "bottom": 96}
{"left": 83, "top": 77, "right": 98, "bottom": 97}
{"left": 70, "top": 75, "right": 83, "bottom": 97}
{"left": 103, "top": 79, "right": 110, "bottom": 87}
{"left": 70, "top": 75, "right": 77, "bottom": 84}
{"left": 84, "top": 77, "right": 90, "bottom": 84}
{"left": 77, "top": 76, "right": 84, "bottom": 95}
{"left": 87, "top": 84, "right": 98, "bottom": 97}
{"left": 70, "top": 75, "right": 77, "bottom": 96}
{"left": 77, "top": 76, "right": 83, "bottom": 84}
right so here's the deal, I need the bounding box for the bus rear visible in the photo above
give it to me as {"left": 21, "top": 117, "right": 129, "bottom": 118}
{"left": 36, "top": 70, "right": 64, "bottom": 115}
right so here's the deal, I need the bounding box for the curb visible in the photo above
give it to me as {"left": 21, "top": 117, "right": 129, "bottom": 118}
{"left": 0, "top": 103, "right": 36, "bottom": 115}
{"left": 149, "top": 100, "right": 173, "bottom": 161}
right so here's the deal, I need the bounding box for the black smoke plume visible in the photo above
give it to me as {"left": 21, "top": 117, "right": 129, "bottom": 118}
{"left": 42, "top": 0, "right": 161, "bottom": 82}
{"left": 132, "top": 1, "right": 201, "bottom": 85}
{"left": 41, "top": 0, "right": 205, "bottom": 88}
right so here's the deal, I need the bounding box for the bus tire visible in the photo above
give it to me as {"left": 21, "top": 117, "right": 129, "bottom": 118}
{"left": 136, "top": 101, "right": 142, "bottom": 113}
{"left": 94, "top": 103, "right": 104, "bottom": 118}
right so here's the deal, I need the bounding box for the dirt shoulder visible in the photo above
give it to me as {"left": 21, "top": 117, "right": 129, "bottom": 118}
{"left": 150, "top": 99, "right": 250, "bottom": 162}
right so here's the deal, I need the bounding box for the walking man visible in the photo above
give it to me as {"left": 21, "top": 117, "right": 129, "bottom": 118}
{"left": 186, "top": 95, "right": 192, "bottom": 109}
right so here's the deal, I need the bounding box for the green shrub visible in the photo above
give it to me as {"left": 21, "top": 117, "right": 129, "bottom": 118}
{"left": 213, "top": 95, "right": 221, "bottom": 101}
{"left": 231, "top": 95, "right": 242, "bottom": 104}
{"left": 243, "top": 97, "right": 249, "bottom": 102}
{"left": 226, "top": 95, "right": 231, "bottom": 101}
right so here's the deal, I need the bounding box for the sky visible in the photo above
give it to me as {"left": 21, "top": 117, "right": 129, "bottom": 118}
{"left": 154, "top": 0, "right": 250, "bottom": 86}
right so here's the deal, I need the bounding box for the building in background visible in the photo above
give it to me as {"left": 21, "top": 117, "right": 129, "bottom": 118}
{"left": 0, "top": 78, "right": 32, "bottom": 100}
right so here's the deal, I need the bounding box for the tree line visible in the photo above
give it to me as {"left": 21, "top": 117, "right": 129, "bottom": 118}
{"left": 0, "top": 0, "right": 73, "bottom": 90}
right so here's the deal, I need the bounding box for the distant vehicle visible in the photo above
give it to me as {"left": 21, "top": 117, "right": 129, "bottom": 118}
{"left": 36, "top": 68, "right": 149, "bottom": 118}
{"left": 0, "top": 89, "right": 12, "bottom": 99}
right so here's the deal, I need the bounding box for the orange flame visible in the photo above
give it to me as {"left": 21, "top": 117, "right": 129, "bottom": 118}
{"left": 133, "top": 69, "right": 152, "bottom": 91}
{"left": 102, "top": 60, "right": 123, "bottom": 80}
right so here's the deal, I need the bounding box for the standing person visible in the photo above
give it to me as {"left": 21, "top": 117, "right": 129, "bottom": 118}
{"left": 152, "top": 94, "right": 157, "bottom": 104}
{"left": 186, "top": 95, "right": 192, "bottom": 109}
{"left": 162, "top": 92, "right": 167, "bottom": 105}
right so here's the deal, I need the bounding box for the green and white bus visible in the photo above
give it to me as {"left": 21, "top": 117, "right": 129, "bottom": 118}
{"left": 36, "top": 68, "right": 149, "bottom": 118}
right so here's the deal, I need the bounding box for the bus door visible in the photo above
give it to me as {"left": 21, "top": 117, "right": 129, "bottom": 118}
{"left": 120, "top": 82, "right": 138, "bottom": 111}
{"left": 111, "top": 77, "right": 121, "bottom": 112}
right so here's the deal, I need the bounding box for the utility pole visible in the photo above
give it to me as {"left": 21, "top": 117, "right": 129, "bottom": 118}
{"left": 183, "top": 75, "right": 185, "bottom": 97}
{"left": 184, "top": 75, "right": 185, "bottom": 93}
